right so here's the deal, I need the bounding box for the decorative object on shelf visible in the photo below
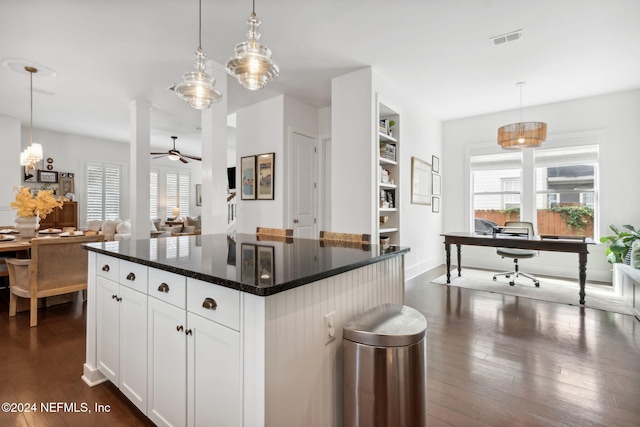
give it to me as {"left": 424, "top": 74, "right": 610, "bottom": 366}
{"left": 600, "top": 224, "right": 639, "bottom": 264}
{"left": 10, "top": 186, "right": 64, "bottom": 237}
{"left": 432, "top": 196, "right": 440, "bottom": 213}
{"left": 498, "top": 82, "right": 547, "bottom": 149}
{"left": 432, "top": 172, "right": 441, "bottom": 196}
{"left": 37, "top": 170, "right": 58, "bottom": 183}
{"left": 173, "top": 0, "right": 222, "bottom": 109}
{"left": 20, "top": 66, "right": 44, "bottom": 172}
{"left": 380, "top": 236, "right": 390, "bottom": 248}
{"left": 241, "top": 155, "right": 256, "bottom": 200}
{"left": 380, "top": 215, "right": 389, "bottom": 225}
{"left": 257, "top": 152, "right": 275, "bottom": 200}
{"left": 432, "top": 155, "right": 439, "bottom": 173}
{"left": 226, "top": 0, "right": 279, "bottom": 90}
{"left": 411, "top": 156, "right": 431, "bottom": 205}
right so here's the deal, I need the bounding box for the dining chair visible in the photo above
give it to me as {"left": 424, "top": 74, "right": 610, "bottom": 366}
{"left": 256, "top": 227, "right": 294, "bottom": 242}
{"left": 319, "top": 231, "right": 371, "bottom": 250}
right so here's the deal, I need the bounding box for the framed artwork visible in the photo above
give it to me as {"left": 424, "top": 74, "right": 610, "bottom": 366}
{"left": 257, "top": 152, "right": 275, "bottom": 200}
{"left": 432, "top": 173, "right": 441, "bottom": 196}
{"left": 37, "top": 170, "right": 58, "bottom": 183}
{"left": 257, "top": 245, "right": 275, "bottom": 286}
{"left": 432, "top": 196, "right": 440, "bottom": 213}
{"left": 195, "top": 184, "right": 202, "bottom": 206}
{"left": 241, "top": 244, "right": 256, "bottom": 284}
{"left": 59, "top": 177, "right": 74, "bottom": 195}
{"left": 411, "top": 156, "right": 431, "bottom": 205}
{"left": 241, "top": 156, "right": 256, "bottom": 200}
{"left": 432, "top": 155, "right": 440, "bottom": 173}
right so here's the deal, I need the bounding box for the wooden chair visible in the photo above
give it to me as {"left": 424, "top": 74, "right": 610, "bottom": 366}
{"left": 319, "top": 231, "right": 371, "bottom": 250}
{"left": 5, "top": 234, "right": 105, "bottom": 327}
{"left": 256, "top": 227, "right": 294, "bottom": 243}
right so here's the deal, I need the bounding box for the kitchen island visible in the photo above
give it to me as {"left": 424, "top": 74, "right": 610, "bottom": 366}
{"left": 82, "top": 233, "right": 409, "bottom": 427}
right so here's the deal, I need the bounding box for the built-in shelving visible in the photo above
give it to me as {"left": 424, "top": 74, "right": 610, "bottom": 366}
{"left": 377, "top": 101, "right": 400, "bottom": 246}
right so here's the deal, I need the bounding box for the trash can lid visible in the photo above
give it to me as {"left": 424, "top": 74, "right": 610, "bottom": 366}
{"left": 343, "top": 304, "right": 427, "bottom": 347}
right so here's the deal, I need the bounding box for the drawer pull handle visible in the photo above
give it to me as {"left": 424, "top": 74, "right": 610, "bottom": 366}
{"left": 157, "top": 283, "right": 170, "bottom": 293}
{"left": 202, "top": 298, "right": 217, "bottom": 311}
{"left": 111, "top": 294, "right": 118, "bottom": 299}
{"left": 102, "top": 265, "right": 110, "bottom": 272}
{"left": 177, "top": 325, "right": 184, "bottom": 332}
{"left": 185, "top": 329, "right": 193, "bottom": 336}
{"left": 126, "top": 272, "right": 136, "bottom": 281}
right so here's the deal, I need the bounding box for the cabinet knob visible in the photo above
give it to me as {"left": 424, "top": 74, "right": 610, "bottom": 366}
{"left": 102, "top": 265, "right": 110, "bottom": 272}
{"left": 157, "top": 283, "right": 170, "bottom": 293}
{"left": 202, "top": 297, "right": 217, "bottom": 311}
{"left": 185, "top": 329, "right": 193, "bottom": 336}
{"left": 111, "top": 294, "right": 117, "bottom": 299}
{"left": 294, "top": 219, "right": 299, "bottom": 223}
{"left": 176, "top": 325, "right": 184, "bottom": 332}
{"left": 126, "top": 272, "right": 136, "bottom": 281}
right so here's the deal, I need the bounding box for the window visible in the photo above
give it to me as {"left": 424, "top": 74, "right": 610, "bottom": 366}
{"left": 86, "top": 163, "right": 121, "bottom": 221}
{"left": 469, "top": 140, "right": 599, "bottom": 238}
{"left": 165, "top": 171, "right": 190, "bottom": 219}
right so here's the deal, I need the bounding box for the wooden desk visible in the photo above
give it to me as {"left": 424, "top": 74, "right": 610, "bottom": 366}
{"left": 441, "top": 232, "right": 594, "bottom": 305}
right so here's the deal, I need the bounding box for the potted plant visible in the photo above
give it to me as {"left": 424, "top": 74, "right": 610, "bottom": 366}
{"left": 600, "top": 224, "right": 640, "bottom": 264}
{"left": 10, "top": 186, "right": 64, "bottom": 237}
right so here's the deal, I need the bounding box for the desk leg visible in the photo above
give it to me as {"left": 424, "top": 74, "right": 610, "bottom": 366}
{"left": 457, "top": 244, "right": 462, "bottom": 277}
{"left": 579, "top": 253, "right": 587, "bottom": 305}
{"left": 445, "top": 243, "right": 451, "bottom": 283}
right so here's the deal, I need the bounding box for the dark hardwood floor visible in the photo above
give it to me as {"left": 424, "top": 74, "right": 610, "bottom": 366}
{"left": 1, "top": 268, "right": 639, "bottom": 426}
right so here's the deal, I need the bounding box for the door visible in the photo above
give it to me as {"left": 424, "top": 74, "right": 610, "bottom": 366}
{"left": 147, "top": 297, "right": 187, "bottom": 427}
{"left": 119, "top": 285, "right": 148, "bottom": 414}
{"left": 291, "top": 131, "right": 317, "bottom": 238}
{"left": 187, "top": 313, "right": 241, "bottom": 427}
{"left": 96, "top": 276, "right": 119, "bottom": 383}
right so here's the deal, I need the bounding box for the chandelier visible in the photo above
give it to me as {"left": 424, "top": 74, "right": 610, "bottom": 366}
{"left": 174, "top": 0, "right": 223, "bottom": 109}
{"left": 20, "top": 66, "right": 43, "bottom": 170}
{"left": 498, "top": 82, "right": 547, "bottom": 149}
{"left": 226, "top": 0, "right": 279, "bottom": 90}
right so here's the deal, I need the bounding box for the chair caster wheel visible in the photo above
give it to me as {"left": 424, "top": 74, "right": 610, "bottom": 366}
{"left": 505, "top": 275, "right": 511, "bottom": 279}
{"left": 534, "top": 281, "right": 540, "bottom": 287}
{"left": 509, "top": 281, "right": 515, "bottom": 286}
{"left": 493, "top": 277, "right": 497, "bottom": 281}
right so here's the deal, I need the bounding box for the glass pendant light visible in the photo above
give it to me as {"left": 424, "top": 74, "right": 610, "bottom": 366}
{"left": 226, "top": 0, "right": 279, "bottom": 90}
{"left": 174, "top": 0, "right": 222, "bottom": 109}
{"left": 21, "top": 66, "right": 44, "bottom": 170}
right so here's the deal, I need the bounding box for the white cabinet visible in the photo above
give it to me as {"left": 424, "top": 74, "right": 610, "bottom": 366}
{"left": 96, "top": 274, "right": 148, "bottom": 414}
{"left": 147, "top": 276, "right": 242, "bottom": 427}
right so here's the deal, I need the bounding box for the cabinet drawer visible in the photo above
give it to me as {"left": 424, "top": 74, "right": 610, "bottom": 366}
{"left": 119, "top": 260, "right": 148, "bottom": 292}
{"left": 97, "top": 254, "right": 119, "bottom": 282}
{"left": 148, "top": 268, "right": 186, "bottom": 309}
{"left": 187, "top": 278, "right": 240, "bottom": 331}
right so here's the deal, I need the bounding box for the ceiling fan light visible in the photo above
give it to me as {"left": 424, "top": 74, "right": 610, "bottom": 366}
{"left": 168, "top": 153, "right": 181, "bottom": 161}
{"left": 174, "top": 49, "right": 223, "bottom": 110}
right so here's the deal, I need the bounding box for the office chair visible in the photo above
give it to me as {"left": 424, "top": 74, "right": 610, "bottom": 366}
{"left": 492, "top": 221, "right": 540, "bottom": 287}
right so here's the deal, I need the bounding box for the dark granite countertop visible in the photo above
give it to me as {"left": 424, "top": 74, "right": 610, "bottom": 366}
{"left": 84, "top": 233, "right": 410, "bottom": 296}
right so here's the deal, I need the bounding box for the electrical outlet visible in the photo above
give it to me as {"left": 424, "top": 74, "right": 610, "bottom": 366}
{"left": 324, "top": 311, "right": 336, "bottom": 344}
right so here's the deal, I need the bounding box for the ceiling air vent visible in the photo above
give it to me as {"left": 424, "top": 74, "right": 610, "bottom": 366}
{"left": 490, "top": 29, "right": 523, "bottom": 46}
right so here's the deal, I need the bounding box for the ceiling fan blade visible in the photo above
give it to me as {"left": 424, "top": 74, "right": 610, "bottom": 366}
{"left": 150, "top": 152, "right": 168, "bottom": 155}
{"left": 153, "top": 155, "right": 168, "bottom": 159}
{"left": 179, "top": 157, "right": 189, "bottom": 164}
{"left": 182, "top": 154, "right": 202, "bottom": 161}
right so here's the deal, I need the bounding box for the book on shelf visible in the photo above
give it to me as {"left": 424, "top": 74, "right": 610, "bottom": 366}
{"left": 379, "top": 142, "right": 396, "bottom": 161}
{"left": 379, "top": 119, "right": 389, "bottom": 135}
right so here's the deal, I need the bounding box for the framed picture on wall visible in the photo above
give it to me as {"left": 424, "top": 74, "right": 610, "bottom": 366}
{"left": 59, "top": 177, "right": 74, "bottom": 195}
{"left": 432, "top": 196, "right": 440, "bottom": 213}
{"left": 432, "top": 173, "right": 441, "bottom": 196}
{"left": 432, "top": 155, "right": 440, "bottom": 173}
{"left": 241, "top": 156, "right": 256, "bottom": 200}
{"left": 37, "top": 170, "right": 58, "bottom": 183}
{"left": 257, "top": 152, "right": 275, "bottom": 200}
{"left": 411, "top": 156, "right": 431, "bottom": 205}
{"left": 195, "top": 184, "right": 202, "bottom": 206}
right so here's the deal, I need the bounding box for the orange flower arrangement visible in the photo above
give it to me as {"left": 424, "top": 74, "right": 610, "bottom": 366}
{"left": 11, "top": 186, "right": 64, "bottom": 219}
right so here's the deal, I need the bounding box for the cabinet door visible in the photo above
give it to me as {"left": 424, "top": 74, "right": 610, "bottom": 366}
{"left": 148, "top": 297, "right": 188, "bottom": 427}
{"left": 187, "top": 312, "right": 241, "bottom": 427}
{"left": 119, "top": 285, "right": 148, "bottom": 414}
{"left": 96, "top": 276, "right": 120, "bottom": 383}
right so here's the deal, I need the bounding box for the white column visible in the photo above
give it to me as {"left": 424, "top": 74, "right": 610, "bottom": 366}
{"left": 0, "top": 115, "right": 22, "bottom": 224}
{"left": 129, "top": 100, "right": 152, "bottom": 240}
{"left": 201, "top": 61, "right": 228, "bottom": 234}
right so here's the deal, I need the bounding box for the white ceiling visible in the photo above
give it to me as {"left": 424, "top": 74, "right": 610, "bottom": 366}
{"left": 1, "top": 0, "right": 639, "bottom": 156}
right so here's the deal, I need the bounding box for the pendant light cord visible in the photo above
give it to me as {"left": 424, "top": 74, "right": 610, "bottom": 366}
{"left": 253, "top": 0, "right": 256, "bottom": 14}
{"left": 198, "top": 0, "right": 202, "bottom": 49}
{"left": 30, "top": 69, "right": 33, "bottom": 147}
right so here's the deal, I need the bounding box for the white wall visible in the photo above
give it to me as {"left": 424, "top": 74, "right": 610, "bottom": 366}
{"left": 442, "top": 89, "right": 640, "bottom": 282}
{"left": 0, "top": 114, "right": 21, "bottom": 225}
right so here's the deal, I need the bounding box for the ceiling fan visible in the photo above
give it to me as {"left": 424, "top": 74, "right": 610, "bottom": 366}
{"left": 151, "top": 136, "right": 201, "bottom": 163}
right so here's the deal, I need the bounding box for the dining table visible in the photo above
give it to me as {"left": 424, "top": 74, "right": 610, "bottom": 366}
{"left": 0, "top": 228, "right": 80, "bottom": 254}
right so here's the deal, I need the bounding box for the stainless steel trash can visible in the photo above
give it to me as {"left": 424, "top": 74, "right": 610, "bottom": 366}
{"left": 343, "top": 304, "right": 427, "bottom": 427}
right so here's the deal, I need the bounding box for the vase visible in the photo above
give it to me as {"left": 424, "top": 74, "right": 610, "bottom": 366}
{"left": 14, "top": 216, "right": 40, "bottom": 238}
